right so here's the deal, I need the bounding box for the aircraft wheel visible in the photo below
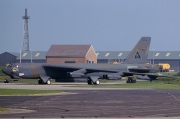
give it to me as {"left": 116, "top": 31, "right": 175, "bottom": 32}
{"left": 4, "top": 79, "right": 9, "bottom": 83}
{"left": 94, "top": 80, "right": 100, "bottom": 85}
{"left": 87, "top": 79, "right": 93, "bottom": 85}
{"left": 46, "top": 79, "right": 51, "bottom": 85}
{"left": 38, "top": 79, "right": 43, "bottom": 84}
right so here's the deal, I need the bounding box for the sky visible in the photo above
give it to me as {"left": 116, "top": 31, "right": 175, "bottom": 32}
{"left": 0, "top": 0, "right": 180, "bottom": 53}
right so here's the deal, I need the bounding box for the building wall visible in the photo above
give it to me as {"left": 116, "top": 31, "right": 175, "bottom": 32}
{"left": 46, "top": 57, "right": 86, "bottom": 63}
{"left": 0, "top": 52, "right": 16, "bottom": 66}
{"left": 150, "top": 59, "right": 180, "bottom": 71}
{"left": 97, "top": 59, "right": 109, "bottom": 63}
{"left": 98, "top": 58, "right": 180, "bottom": 71}
{"left": 16, "top": 59, "right": 46, "bottom": 63}
{"left": 85, "top": 46, "right": 97, "bottom": 63}
{"left": 46, "top": 45, "right": 97, "bottom": 63}
{"left": 97, "top": 59, "right": 125, "bottom": 64}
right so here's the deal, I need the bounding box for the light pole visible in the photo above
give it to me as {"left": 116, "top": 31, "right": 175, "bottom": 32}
{"left": 20, "top": 50, "right": 21, "bottom": 63}
{"left": 30, "top": 49, "right": 32, "bottom": 63}
{"left": 152, "top": 49, "right": 155, "bottom": 67}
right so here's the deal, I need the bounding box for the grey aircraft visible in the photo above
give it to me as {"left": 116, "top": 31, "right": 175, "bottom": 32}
{"left": 2, "top": 37, "right": 161, "bottom": 85}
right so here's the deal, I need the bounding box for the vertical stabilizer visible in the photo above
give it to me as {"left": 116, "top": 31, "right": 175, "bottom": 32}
{"left": 123, "top": 37, "right": 151, "bottom": 64}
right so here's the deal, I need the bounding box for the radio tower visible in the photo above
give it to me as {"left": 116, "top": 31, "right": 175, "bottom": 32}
{"left": 22, "top": 8, "right": 30, "bottom": 51}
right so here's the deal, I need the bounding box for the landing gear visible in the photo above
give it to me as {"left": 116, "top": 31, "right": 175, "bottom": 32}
{"left": 94, "top": 80, "right": 100, "bottom": 85}
{"left": 87, "top": 79, "right": 100, "bottom": 85}
{"left": 87, "top": 79, "right": 92, "bottom": 85}
{"left": 38, "top": 79, "right": 51, "bottom": 85}
{"left": 126, "top": 77, "right": 136, "bottom": 83}
{"left": 46, "top": 79, "right": 51, "bottom": 85}
{"left": 38, "top": 79, "right": 43, "bottom": 84}
{"left": 4, "top": 79, "right": 9, "bottom": 83}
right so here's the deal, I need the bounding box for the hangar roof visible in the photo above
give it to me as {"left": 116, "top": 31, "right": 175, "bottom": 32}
{"left": 2, "top": 51, "right": 180, "bottom": 60}
{"left": 148, "top": 51, "right": 180, "bottom": 59}
{"left": 47, "top": 45, "right": 92, "bottom": 58}
{"left": 96, "top": 51, "right": 180, "bottom": 60}
{"left": 96, "top": 51, "right": 129, "bottom": 59}
{"left": 8, "top": 52, "right": 19, "bottom": 57}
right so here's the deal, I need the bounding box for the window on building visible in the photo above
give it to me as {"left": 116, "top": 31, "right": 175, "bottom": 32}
{"left": 35, "top": 53, "right": 40, "bottom": 57}
{"left": 65, "top": 61, "right": 75, "bottom": 63}
{"left": 118, "top": 53, "right": 123, "bottom": 57}
{"left": 105, "top": 53, "right": 110, "bottom": 57}
{"left": 166, "top": 53, "right": 170, "bottom": 56}
{"left": 155, "top": 53, "right": 159, "bottom": 56}
{"left": 23, "top": 53, "right": 27, "bottom": 57}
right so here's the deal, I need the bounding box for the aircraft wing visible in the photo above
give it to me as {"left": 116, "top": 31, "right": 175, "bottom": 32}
{"left": 42, "top": 64, "right": 121, "bottom": 84}
{"left": 128, "top": 67, "right": 159, "bottom": 73}
{"left": 43, "top": 64, "right": 118, "bottom": 76}
{"left": 43, "top": 64, "right": 120, "bottom": 82}
{"left": 43, "top": 64, "right": 161, "bottom": 79}
{"left": 43, "top": 64, "right": 170, "bottom": 82}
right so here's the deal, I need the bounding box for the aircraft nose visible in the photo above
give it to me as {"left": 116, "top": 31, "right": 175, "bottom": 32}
{"left": 2, "top": 67, "right": 9, "bottom": 75}
{"left": 2, "top": 68, "right": 6, "bottom": 74}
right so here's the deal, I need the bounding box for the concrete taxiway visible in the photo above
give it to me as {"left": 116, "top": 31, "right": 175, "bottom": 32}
{"left": 0, "top": 81, "right": 129, "bottom": 90}
{"left": 0, "top": 83, "right": 180, "bottom": 118}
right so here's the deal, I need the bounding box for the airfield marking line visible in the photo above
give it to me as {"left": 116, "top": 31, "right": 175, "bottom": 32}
{"left": 158, "top": 90, "right": 180, "bottom": 102}
{"left": 0, "top": 108, "right": 36, "bottom": 114}
{"left": 167, "top": 92, "right": 180, "bottom": 102}
{"left": 0, "top": 92, "right": 77, "bottom": 96}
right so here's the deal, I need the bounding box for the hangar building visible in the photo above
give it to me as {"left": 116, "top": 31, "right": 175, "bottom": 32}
{"left": 1, "top": 51, "right": 180, "bottom": 71}
{"left": 0, "top": 51, "right": 46, "bottom": 65}
{"left": 16, "top": 51, "right": 47, "bottom": 63}
{"left": 96, "top": 51, "right": 180, "bottom": 71}
{"left": 0, "top": 52, "right": 18, "bottom": 65}
{"left": 46, "top": 45, "right": 97, "bottom": 63}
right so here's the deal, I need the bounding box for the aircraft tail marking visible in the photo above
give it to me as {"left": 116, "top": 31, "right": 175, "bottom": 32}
{"left": 123, "top": 37, "right": 151, "bottom": 64}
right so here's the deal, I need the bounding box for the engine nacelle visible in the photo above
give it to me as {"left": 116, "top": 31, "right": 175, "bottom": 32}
{"left": 103, "top": 73, "right": 122, "bottom": 80}
{"left": 136, "top": 75, "right": 150, "bottom": 80}
{"left": 67, "top": 72, "right": 85, "bottom": 77}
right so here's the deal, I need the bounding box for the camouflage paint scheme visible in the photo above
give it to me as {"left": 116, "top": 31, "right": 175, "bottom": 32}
{"left": 2, "top": 37, "right": 162, "bottom": 84}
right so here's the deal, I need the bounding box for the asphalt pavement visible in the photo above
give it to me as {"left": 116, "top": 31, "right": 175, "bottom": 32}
{"left": 0, "top": 83, "right": 180, "bottom": 118}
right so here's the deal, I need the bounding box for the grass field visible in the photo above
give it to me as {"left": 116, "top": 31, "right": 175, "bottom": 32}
{"left": 97, "top": 79, "right": 180, "bottom": 90}
{"left": 0, "top": 107, "right": 8, "bottom": 112}
{"left": 0, "top": 88, "right": 61, "bottom": 96}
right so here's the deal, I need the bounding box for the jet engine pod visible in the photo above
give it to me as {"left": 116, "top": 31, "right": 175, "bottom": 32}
{"left": 69, "top": 72, "right": 85, "bottom": 77}
{"left": 107, "top": 74, "right": 122, "bottom": 80}
{"left": 103, "top": 75, "right": 108, "bottom": 79}
{"left": 136, "top": 75, "right": 150, "bottom": 80}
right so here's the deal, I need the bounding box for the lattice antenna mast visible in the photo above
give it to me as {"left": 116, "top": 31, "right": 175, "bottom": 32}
{"left": 22, "top": 8, "right": 30, "bottom": 51}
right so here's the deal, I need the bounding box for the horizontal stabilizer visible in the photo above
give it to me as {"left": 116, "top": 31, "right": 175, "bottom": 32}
{"left": 136, "top": 74, "right": 176, "bottom": 81}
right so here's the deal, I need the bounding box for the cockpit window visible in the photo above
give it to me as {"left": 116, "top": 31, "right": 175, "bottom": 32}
{"left": 6, "top": 64, "right": 12, "bottom": 67}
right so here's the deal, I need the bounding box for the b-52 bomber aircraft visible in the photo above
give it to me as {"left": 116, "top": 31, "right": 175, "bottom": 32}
{"left": 2, "top": 37, "right": 161, "bottom": 85}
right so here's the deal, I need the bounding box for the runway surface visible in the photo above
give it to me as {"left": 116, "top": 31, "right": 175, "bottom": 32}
{"left": 0, "top": 83, "right": 180, "bottom": 118}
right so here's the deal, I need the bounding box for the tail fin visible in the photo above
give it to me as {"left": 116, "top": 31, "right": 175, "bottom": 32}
{"left": 123, "top": 37, "right": 151, "bottom": 64}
